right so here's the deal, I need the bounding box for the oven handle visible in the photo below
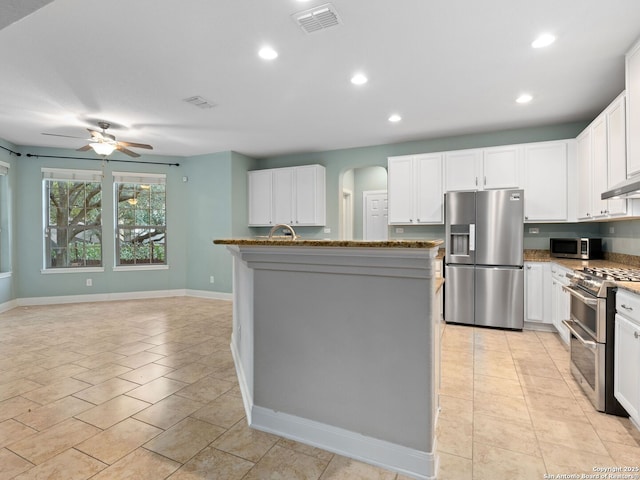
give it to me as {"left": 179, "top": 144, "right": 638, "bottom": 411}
{"left": 562, "top": 320, "right": 597, "bottom": 349}
{"left": 562, "top": 285, "right": 598, "bottom": 307}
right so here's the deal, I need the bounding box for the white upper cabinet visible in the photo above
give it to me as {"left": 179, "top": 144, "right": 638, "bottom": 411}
{"left": 444, "top": 147, "right": 520, "bottom": 191}
{"left": 523, "top": 141, "right": 570, "bottom": 222}
{"left": 626, "top": 39, "right": 640, "bottom": 177}
{"left": 248, "top": 165, "right": 326, "bottom": 227}
{"left": 388, "top": 153, "right": 443, "bottom": 224}
{"left": 576, "top": 92, "right": 636, "bottom": 221}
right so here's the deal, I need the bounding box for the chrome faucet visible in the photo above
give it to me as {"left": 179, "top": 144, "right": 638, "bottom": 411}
{"left": 268, "top": 223, "right": 298, "bottom": 240}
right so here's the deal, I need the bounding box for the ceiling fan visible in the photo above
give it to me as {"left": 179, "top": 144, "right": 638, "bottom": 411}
{"left": 43, "top": 121, "right": 153, "bottom": 157}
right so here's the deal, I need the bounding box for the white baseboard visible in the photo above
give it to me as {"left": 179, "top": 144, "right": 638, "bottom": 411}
{"left": 14, "top": 289, "right": 232, "bottom": 307}
{"left": 524, "top": 321, "right": 557, "bottom": 333}
{"left": 250, "top": 406, "right": 437, "bottom": 480}
{"left": 230, "top": 338, "right": 253, "bottom": 423}
{"left": 0, "top": 299, "right": 18, "bottom": 313}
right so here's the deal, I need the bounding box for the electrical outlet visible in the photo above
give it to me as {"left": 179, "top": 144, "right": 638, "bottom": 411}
{"left": 323, "top": 227, "right": 331, "bottom": 233}
{"left": 395, "top": 227, "right": 404, "bottom": 233}
{"left": 86, "top": 279, "right": 92, "bottom": 287}
{"left": 209, "top": 276, "right": 215, "bottom": 284}
{"left": 528, "top": 228, "right": 539, "bottom": 234}
{"left": 609, "top": 226, "right": 615, "bottom": 234}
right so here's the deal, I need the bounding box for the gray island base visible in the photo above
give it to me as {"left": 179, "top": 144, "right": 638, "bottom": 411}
{"left": 214, "top": 239, "right": 443, "bottom": 480}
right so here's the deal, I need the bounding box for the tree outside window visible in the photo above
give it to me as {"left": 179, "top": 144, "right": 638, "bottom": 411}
{"left": 114, "top": 173, "right": 166, "bottom": 266}
{"left": 43, "top": 169, "right": 103, "bottom": 269}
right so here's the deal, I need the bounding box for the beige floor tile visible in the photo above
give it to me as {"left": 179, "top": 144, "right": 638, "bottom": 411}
{"left": 435, "top": 451, "right": 472, "bottom": 480}
{"left": 167, "top": 445, "right": 254, "bottom": 480}
{"left": 133, "top": 394, "right": 204, "bottom": 430}
{"left": 154, "top": 350, "right": 205, "bottom": 368}
{"left": 117, "top": 362, "right": 174, "bottom": 384}
{"left": 0, "top": 419, "right": 37, "bottom": 448}
{"left": 277, "top": 438, "right": 335, "bottom": 462}
{"left": 0, "top": 447, "right": 34, "bottom": 478}
{"left": 473, "top": 357, "right": 519, "bottom": 381}
{"left": 513, "top": 357, "right": 564, "bottom": 380}
{"left": 436, "top": 415, "right": 473, "bottom": 459}
{"left": 0, "top": 365, "right": 47, "bottom": 386}
{"left": 474, "top": 373, "right": 524, "bottom": 398}
{"left": 21, "top": 377, "right": 92, "bottom": 405}
{"left": 439, "top": 394, "right": 473, "bottom": 423}
{"left": 175, "top": 375, "right": 235, "bottom": 403}
{"left": 539, "top": 440, "right": 615, "bottom": 475}
{"left": 603, "top": 440, "right": 640, "bottom": 465}
{"left": 112, "top": 340, "right": 156, "bottom": 356}
{"left": 0, "top": 396, "right": 42, "bottom": 422}
{"left": 243, "top": 444, "right": 329, "bottom": 480}
{"left": 15, "top": 395, "right": 94, "bottom": 431}
{"left": 212, "top": 418, "right": 279, "bottom": 462}
{"left": 73, "top": 351, "right": 126, "bottom": 369}
{"left": 75, "top": 394, "right": 151, "bottom": 429}
{"left": 526, "top": 391, "right": 588, "bottom": 422}
{"left": 12, "top": 447, "right": 107, "bottom": 480}
{"left": 90, "top": 448, "right": 181, "bottom": 480}
{"left": 72, "top": 363, "right": 133, "bottom": 385}
{"left": 114, "top": 350, "right": 164, "bottom": 369}
{"left": 164, "top": 362, "right": 215, "bottom": 384}
{"left": 191, "top": 392, "right": 247, "bottom": 429}
{"left": 588, "top": 411, "right": 640, "bottom": 447}
{"left": 473, "top": 412, "right": 541, "bottom": 457}
{"left": 76, "top": 417, "right": 163, "bottom": 464}
{"left": 518, "top": 373, "right": 574, "bottom": 398}
{"left": 7, "top": 417, "right": 101, "bottom": 465}
{"left": 319, "top": 454, "right": 397, "bottom": 480}
{"left": 125, "top": 376, "right": 188, "bottom": 403}
{"left": 72, "top": 377, "right": 139, "bottom": 405}
{"left": 0, "top": 378, "right": 44, "bottom": 402}
{"left": 473, "top": 442, "right": 547, "bottom": 480}
{"left": 531, "top": 415, "right": 610, "bottom": 456}
{"left": 473, "top": 390, "right": 532, "bottom": 426}
{"left": 144, "top": 417, "right": 225, "bottom": 463}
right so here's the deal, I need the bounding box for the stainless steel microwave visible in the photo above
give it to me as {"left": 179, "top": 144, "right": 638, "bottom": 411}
{"left": 550, "top": 238, "right": 603, "bottom": 259}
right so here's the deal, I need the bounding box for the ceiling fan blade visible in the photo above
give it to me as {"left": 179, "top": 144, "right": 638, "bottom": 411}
{"left": 42, "top": 133, "right": 88, "bottom": 140}
{"left": 116, "top": 145, "right": 141, "bottom": 157}
{"left": 77, "top": 145, "right": 92, "bottom": 152}
{"left": 88, "top": 129, "right": 104, "bottom": 141}
{"left": 118, "top": 141, "right": 153, "bottom": 150}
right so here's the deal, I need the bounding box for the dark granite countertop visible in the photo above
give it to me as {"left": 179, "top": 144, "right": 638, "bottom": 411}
{"left": 214, "top": 238, "right": 444, "bottom": 249}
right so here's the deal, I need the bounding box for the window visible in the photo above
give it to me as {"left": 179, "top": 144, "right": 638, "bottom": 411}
{"left": 0, "top": 161, "right": 10, "bottom": 274}
{"left": 114, "top": 172, "right": 166, "bottom": 266}
{"left": 43, "top": 168, "right": 103, "bottom": 269}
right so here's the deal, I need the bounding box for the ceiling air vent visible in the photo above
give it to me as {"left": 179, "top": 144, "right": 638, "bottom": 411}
{"left": 183, "top": 96, "right": 216, "bottom": 109}
{"left": 292, "top": 3, "right": 341, "bottom": 34}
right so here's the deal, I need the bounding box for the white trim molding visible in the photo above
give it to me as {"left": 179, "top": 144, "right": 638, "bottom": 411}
{"left": 15, "top": 289, "right": 232, "bottom": 306}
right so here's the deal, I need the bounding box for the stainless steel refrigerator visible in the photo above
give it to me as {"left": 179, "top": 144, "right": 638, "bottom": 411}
{"left": 444, "top": 189, "right": 524, "bottom": 330}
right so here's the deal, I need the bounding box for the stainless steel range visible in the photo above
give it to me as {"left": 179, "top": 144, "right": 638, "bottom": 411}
{"left": 563, "top": 266, "right": 640, "bottom": 416}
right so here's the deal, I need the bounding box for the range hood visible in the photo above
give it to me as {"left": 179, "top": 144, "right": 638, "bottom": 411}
{"left": 601, "top": 175, "right": 640, "bottom": 199}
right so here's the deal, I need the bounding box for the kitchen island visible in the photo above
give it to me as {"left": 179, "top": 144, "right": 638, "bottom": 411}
{"left": 213, "top": 238, "right": 443, "bottom": 480}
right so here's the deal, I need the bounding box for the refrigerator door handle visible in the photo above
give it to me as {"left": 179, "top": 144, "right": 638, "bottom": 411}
{"left": 469, "top": 224, "right": 475, "bottom": 251}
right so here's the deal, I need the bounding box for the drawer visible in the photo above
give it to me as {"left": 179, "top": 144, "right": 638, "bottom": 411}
{"left": 617, "top": 289, "right": 640, "bottom": 323}
{"left": 550, "top": 263, "right": 572, "bottom": 283}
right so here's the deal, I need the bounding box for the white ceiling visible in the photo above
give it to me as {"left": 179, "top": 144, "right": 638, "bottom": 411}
{"left": 2, "top": 0, "right": 640, "bottom": 159}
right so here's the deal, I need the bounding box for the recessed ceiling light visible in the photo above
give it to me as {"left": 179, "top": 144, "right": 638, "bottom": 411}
{"left": 258, "top": 46, "right": 278, "bottom": 60}
{"left": 531, "top": 33, "right": 556, "bottom": 49}
{"left": 351, "top": 73, "right": 368, "bottom": 85}
{"left": 388, "top": 114, "right": 402, "bottom": 123}
{"left": 516, "top": 94, "right": 533, "bottom": 104}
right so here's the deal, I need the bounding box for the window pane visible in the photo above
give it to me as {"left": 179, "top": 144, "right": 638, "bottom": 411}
{"left": 115, "top": 180, "right": 166, "bottom": 266}
{"left": 45, "top": 179, "right": 102, "bottom": 269}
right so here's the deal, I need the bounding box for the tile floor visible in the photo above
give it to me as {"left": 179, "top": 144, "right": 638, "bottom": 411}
{"left": 0, "top": 296, "right": 637, "bottom": 479}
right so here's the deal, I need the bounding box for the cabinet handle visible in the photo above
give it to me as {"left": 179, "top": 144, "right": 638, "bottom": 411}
{"left": 635, "top": 331, "right": 639, "bottom": 339}
{"left": 417, "top": 218, "right": 420, "bottom": 222}
{"left": 475, "top": 177, "right": 478, "bottom": 186}
{"left": 484, "top": 176, "right": 487, "bottom": 186}
{"left": 621, "top": 304, "right": 634, "bottom": 311}
{"left": 553, "top": 281, "right": 557, "bottom": 285}
{"left": 525, "top": 216, "right": 529, "bottom": 220}
{"left": 526, "top": 265, "right": 532, "bottom": 270}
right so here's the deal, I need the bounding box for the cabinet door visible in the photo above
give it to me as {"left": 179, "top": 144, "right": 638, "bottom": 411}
{"left": 525, "top": 263, "right": 546, "bottom": 323}
{"left": 607, "top": 94, "right": 628, "bottom": 216}
{"left": 295, "top": 165, "right": 325, "bottom": 226}
{"left": 576, "top": 131, "right": 593, "bottom": 220}
{"left": 591, "top": 115, "right": 609, "bottom": 218}
{"left": 626, "top": 41, "right": 640, "bottom": 177}
{"left": 388, "top": 156, "right": 415, "bottom": 224}
{"left": 483, "top": 146, "right": 521, "bottom": 190}
{"left": 444, "top": 150, "right": 482, "bottom": 191}
{"left": 523, "top": 142, "right": 568, "bottom": 221}
{"left": 248, "top": 170, "right": 273, "bottom": 226}
{"left": 414, "top": 154, "right": 443, "bottom": 224}
{"left": 273, "top": 168, "right": 294, "bottom": 225}
{"left": 615, "top": 314, "right": 640, "bottom": 420}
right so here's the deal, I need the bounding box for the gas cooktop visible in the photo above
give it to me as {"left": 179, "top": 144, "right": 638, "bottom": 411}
{"left": 582, "top": 266, "right": 640, "bottom": 282}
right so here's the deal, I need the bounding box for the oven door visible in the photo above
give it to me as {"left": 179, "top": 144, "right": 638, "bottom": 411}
{"left": 562, "top": 319, "right": 606, "bottom": 412}
{"left": 563, "top": 285, "right": 606, "bottom": 343}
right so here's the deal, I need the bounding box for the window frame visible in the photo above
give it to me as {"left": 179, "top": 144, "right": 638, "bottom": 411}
{"left": 113, "top": 172, "right": 167, "bottom": 271}
{"left": 41, "top": 167, "right": 104, "bottom": 272}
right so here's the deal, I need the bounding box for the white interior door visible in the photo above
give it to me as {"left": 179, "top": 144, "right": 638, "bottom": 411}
{"left": 342, "top": 190, "right": 353, "bottom": 240}
{"left": 363, "top": 190, "right": 388, "bottom": 241}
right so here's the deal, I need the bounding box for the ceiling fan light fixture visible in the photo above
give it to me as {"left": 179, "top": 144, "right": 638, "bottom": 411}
{"left": 90, "top": 142, "right": 116, "bottom": 156}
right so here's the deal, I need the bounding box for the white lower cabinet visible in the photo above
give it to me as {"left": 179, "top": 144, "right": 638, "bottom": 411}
{"left": 550, "top": 263, "right": 571, "bottom": 345}
{"left": 524, "top": 262, "right": 551, "bottom": 324}
{"left": 615, "top": 290, "right": 640, "bottom": 423}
